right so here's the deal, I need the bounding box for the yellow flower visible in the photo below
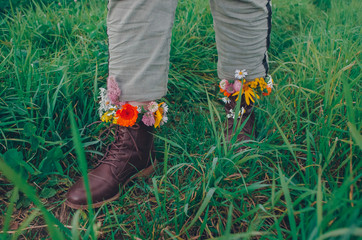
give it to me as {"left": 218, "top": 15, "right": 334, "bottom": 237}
{"left": 153, "top": 102, "right": 166, "bottom": 128}
{"left": 232, "top": 91, "right": 241, "bottom": 101}
{"left": 101, "top": 111, "right": 113, "bottom": 122}
{"left": 154, "top": 109, "right": 163, "bottom": 128}
{"left": 258, "top": 77, "right": 267, "bottom": 91}
{"left": 241, "top": 82, "right": 259, "bottom": 105}
{"left": 249, "top": 80, "right": 258, "bottom": 89}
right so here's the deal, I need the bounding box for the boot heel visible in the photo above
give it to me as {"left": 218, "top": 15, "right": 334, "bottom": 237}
{"left": 135, "top": 159, "right": 157, "bottom": 178}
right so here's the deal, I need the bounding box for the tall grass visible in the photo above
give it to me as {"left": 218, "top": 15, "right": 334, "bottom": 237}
{"left": 0, "top": 0, "right": 361, "bottom": 239}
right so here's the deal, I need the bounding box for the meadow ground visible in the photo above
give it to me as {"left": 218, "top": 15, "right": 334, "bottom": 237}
{"left": 0, "top": 0, "right": 361, "bottom": 239}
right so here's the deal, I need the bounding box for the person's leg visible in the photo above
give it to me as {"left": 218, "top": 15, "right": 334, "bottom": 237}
{"left": 108, "top": 0, "right": 178, "bottom": 102}
{"left": 210, "top": 0, "right": 272, "bottom": 144}
{"left": 210, "top": 0, "right": 271, "bottom": 81}
{"left": 65, "top": 0, "right": 178, "bottom": 209}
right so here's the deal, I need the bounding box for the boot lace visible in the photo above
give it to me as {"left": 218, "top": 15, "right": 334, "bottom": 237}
{"left": 96, "top": 125, "right": 138, "bottom": 168}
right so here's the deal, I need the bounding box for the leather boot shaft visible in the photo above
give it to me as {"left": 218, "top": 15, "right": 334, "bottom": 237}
{"left": 65, "top": 122, "right": 155, "bottom": 209}
{"left": 224, "top": 95, "right": 255, "bottom": 143}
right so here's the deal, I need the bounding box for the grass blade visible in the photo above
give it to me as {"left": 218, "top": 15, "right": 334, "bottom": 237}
{"left": 183, "top": 187, "right": 216, "bottom": 233}
{"left": 278, "top": 166, "right": 297, "bottom": 240}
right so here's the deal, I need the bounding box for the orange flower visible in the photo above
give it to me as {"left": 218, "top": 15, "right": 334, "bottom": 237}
{"left": 115, "top": 103, "right": 139, "bottom": 127}
{"left": 220, "top": 88, "right": 231, "bottom": 97}
{"left": 262, "top": 86, "right": 272, "bottom": 96}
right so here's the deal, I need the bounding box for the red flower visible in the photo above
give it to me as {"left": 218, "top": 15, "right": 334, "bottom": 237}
{"left": 115, "top": 104, "right": 139, "bottom": 127}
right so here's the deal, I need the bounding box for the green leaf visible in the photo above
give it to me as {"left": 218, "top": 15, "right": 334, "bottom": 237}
{"left": 29, "top": 135, "right": 45, "bottom": 150}
{"left": 347, "top": 122, "right": 362, "bottom": 150}
{"left": 40, "top": 147, "right": 64, "bottom": 173}
{"left": 4, "top": 149, "right": 23, "bottom": 170}
{"left": 40, "top": 187, "right": 57, "bottom": 199}
{"left": 4, "top": 149, "right": 34, "bottom": 177}
{"left": 47, "top": 147, "right": 64, "bottom": 162}
{"left": 23, "top": 123, "right": 44, "bottom": 150}
{"left": 23, "top": 123, "right": 37, "bottom": 137}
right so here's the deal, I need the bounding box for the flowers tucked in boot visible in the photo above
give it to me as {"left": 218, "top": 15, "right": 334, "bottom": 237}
{"left": 219, "top": 70, "right": 273, "bottom": 147}
{"left": 65, "top": 76, "right": 168, "bottom": 209}
{"left": 65, "top": 123, "right": 156, "bottom": 209}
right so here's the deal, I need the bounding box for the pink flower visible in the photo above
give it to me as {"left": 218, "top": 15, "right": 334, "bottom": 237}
{"left": 225, "top": 82, "right": 235, "bottom": 94}
{"left": 219, "top": 79, "right": 228, "bottom": 90}
{"left": 233, "top": 80, "right": 242, "bottom": 92}
{"left": 107, "top": 76, "right": 121, "bottom": 105}
{"left": 147, "top": 101, "right": 159, "bottom": 113}
{"left": 142, "top": 111, "right": 155, "bottom": 126}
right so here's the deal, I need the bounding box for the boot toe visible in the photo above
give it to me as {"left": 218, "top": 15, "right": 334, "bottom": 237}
{"left": 65, "top": 180, "right": 88, "bottom": 208}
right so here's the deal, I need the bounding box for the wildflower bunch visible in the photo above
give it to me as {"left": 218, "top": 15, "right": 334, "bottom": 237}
{"left": 99, "top": 90, "right": 168, "bottom": 128}
{"left": 220, "top": 69, "right": 273, "bottom": 106}
{"left": 98, "top": 77, "right": 168, "bottom": 128}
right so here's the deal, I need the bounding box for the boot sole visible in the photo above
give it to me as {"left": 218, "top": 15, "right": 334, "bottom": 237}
{"left": 65, "top": 160, "right": 157, "bottom": 210}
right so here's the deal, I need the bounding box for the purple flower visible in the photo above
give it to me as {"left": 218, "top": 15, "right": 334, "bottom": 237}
{"left": 142, "top": 111, "right": 155, "bottom": 126}
{"left": 107, "top": 76, "right": 121, "bottom": 105}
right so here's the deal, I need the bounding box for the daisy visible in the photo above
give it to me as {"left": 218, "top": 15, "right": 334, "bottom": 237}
{"left": 235, "top": 69, "right": 247, "bottom": 79}
{"left": 221, "top": 97, "right": 231, "bottom": 104}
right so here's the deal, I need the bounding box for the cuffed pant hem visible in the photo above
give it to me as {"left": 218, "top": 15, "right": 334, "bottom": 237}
{"left": 119, "top": 90, "right": 167, "bottom": 102}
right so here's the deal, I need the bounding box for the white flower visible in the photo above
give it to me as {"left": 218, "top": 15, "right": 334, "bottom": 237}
{"left": 99, "top": 88, "right": 107, "bottom": 100}
{"left": 235, "top": 69, "right": 247, "bottom": 79}
{"left": 98, "top": 88, "right": 110, "bottom": 117}
{"left": 107, "top": 110, "right": 116, "bottom": 116}
{"left": 161, "top": 103, "right": 168, "bottom": 125}
{"left": 161, "top": 116, "right": 168, "bottom": 124}
{"left": 221, "top": 97, "right": 231, "bottom": 104}
{"left": 219, "top": 79, "right": 228, "bottom": 90}
{"left": 162, "top": 103, "right": 169, "bottom": 113}
{"left": 236, "top": 107, "right": 245, "bottom": 119}
{"left": 267, "top": 75, "right": 274, "bottom": 88}
{"left": 226, "top": 113, "right": 234, "bottom": 119}
{"left": 226, "top": 107, "right": 245, "bottom": 119}
{"left": 148, "top": 101, "right": 159, "bottom": 113}
{"left": 240, "top": 107, "right": 245, "bottom": 115}
{"left": 227, "top": 109, "right": 235, "bottom": 119}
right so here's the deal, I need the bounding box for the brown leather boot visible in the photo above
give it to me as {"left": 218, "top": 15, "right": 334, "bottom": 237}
{"left": 65, "top": 122, "right": 156, "bottom": 209}
{"left": 224, "top": 95, "right": 255, "bottom": 146}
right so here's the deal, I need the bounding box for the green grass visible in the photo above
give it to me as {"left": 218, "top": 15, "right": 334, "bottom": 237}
{"left": 0, "top": 0, "right": 361, "bottom": 239}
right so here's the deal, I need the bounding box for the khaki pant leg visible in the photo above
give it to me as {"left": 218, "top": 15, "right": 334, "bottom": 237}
{"left": 107, "top": 0, "right": 178, "bottom": 101}
{"left": 210, "top": 0, "right": 272, "bottom": 81}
